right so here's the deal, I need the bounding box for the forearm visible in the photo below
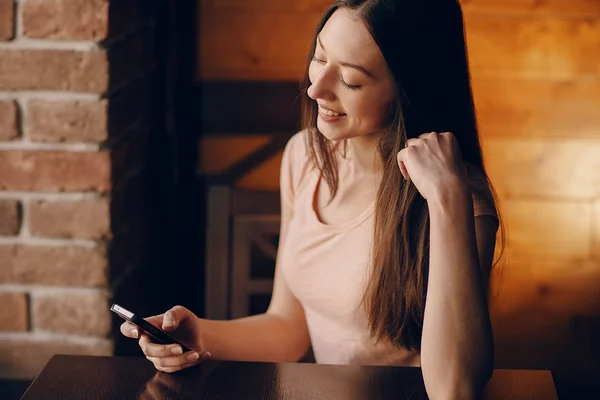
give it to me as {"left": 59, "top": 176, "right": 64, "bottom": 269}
{"left": 421, "top": 184, "right": 494, "bottom": 399}
{"left": 199, "top": 313, "right": 311, "bottom": 363}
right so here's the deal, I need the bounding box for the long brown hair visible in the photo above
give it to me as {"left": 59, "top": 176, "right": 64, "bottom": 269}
{"left": 300, "top": 0, "right": 505, "bottom": 351}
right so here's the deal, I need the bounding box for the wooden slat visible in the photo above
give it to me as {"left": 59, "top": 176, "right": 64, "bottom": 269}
{"left": 496, "top": 198, "right": 593, "bottom": 260}
{"left": 473, "top": 78, "right": 600, "bottom": 138}
{"left": 465, "top": 15, "right": 600, "bottom": 80}
{"left": 204, "top": 186, "right": 231, "bottom": 320}
{"left": 198, "top": 11, "right": 320, "bottom": 81}
{"left": 482, "top": 137, "right": 600, "bottom": 199}
{"left": 237, "top": 152, "right": 283, "bottom": 191}
{"left": 490, "top": 259, "right": 600, "bottom": 317}
{"left": 200, "top": 0, "right": 332, "bottom": 12}
{"left": 201, "top": 0, "right": 600, "bottom": 17}
{"left": 461, "top": 0, "right": 600, "bottom": 16}
{"left": 199, "top": 136, "right": 272, "bottom": 174}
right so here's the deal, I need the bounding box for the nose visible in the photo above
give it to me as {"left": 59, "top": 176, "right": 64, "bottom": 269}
{"left": 307, "top": 65, "right": 336, "bottom": 102}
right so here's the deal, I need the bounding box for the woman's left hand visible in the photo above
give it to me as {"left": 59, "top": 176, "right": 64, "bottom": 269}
{"left": 396, "top": 131, "right": 468, "bottom": 201}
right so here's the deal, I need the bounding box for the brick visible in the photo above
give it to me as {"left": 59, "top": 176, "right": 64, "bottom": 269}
{"left": 33, "top": 292, "right": 110, "bottom": 337}
{"left": 0, "top": 151, "right": 111, "bottom": 192}
{"left": 0, "top": 50, "right": 108, "bottom": 93}
{"left": 0, "top": 0, "right": 14, "bottom": 40}
{"left": 0, "top": 199, "right": 21, "bottom": 235}
{"left": 0, "top": 292, "right": 29, "bottom": 332}
{"left": 29, "top": 198, "right": 110, "bottom": 239}
{"left": 0, "top": 337, "right": 112, "bottom": 379}
{"left": 27, "top": 100, "right": 108, "bottom": 143}
{"left": 0, "top": 245, "right": 108, "bottom": 287}
{"left": 23, "top": 0, "right": 109, "bottom": 40}
{"left": 0, "top": 100, "right": 19, "bottom": 140}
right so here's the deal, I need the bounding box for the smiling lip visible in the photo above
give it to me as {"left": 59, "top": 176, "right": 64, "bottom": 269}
{"left": 318, "top": 109, "right": 346, "bottom": 122}
{"left": 318, "top": 105, "right": 346, "bottom": 122}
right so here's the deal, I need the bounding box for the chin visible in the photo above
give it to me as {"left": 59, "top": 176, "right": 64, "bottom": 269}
{"left": 317, "top": 121, "right": 352, "bottom": 142}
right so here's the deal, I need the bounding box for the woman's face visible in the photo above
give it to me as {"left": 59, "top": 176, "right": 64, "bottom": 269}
{"left": 308, "top": 8, "right": 396, "bottom": 142}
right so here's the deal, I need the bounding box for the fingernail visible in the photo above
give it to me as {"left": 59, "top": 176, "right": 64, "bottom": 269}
{"left": 171, "top": 346, "right": 182, "bottom": 355}
{"left": 187, "top": 352, "right": 199, "bottom": 362}
{"left": 164, "top": 319, "right": 175, "bottom": 326}
{"left": 131, "top": 329, "right": 138, "bottom": 338}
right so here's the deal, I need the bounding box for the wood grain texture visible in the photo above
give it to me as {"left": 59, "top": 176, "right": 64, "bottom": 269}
{"left": 201, "top": 0, "right": 600, "bottom": 17}
{"left": 490, "top": 259, "right": 600, "bottom": 317}
{"left": 482, "top": 137, "right": 600, "bottom": 199}
{"left": 199, "top": 0, "right": 332, "bottom": 12}
{"left": 473, "top": 78, "right": 600, "bottom": 138}
{"left": 237, "top": 152, "right": 282, "bottom": 191}
{"left": 593, "top": 200, "right": 600, "bottom": 260}
{"left": 461, "top": 0, "right": 600, "bottom": 16}
{"left": 197, "top": 3, "right": 600, "bottom": 81}
{"left": 465, "top": 15, "right": 600, "bottom": 80}
{"left": 198, "top": 11, "right": 319, "bottom": 81}
{"left": 199, "top": 136, "right": 272, "bottom": 175}
{"left": 495, "top": 198, "right": 593, "bottom": 260}
{"left": 21, "top": 355, "right": 558, "bottom": 400}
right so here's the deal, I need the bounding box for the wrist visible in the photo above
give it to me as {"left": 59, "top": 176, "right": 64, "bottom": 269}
{"left": 428, "top": 177, "right": 471, "bottom": 212}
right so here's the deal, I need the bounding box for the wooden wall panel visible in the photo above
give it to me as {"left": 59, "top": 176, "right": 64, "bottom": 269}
{"left": 201, "top": 0, "right": 600, "bottom": 17}
{"left": 594, "top": 200, "right": 600, "bottom": 260}
{"left": 491, "top": 259, "right": 600, "bottom": 317}
{"left": 465, "top": 16, "right": 600, "bottom": 80}
{"left": 482, "top": 137, "right": 600, "bottom": 199}
{"left": 198, "top": 11, "right": 319, "bottom": 81}
{"left": 490, "top": 259, "right": 600, "bottom": 370}
{"left": 473, "top": 78, "right": 600, "bottom": 138}
{"left": 461, "top": 0, "right": 600, "bottom": 16}
{"left": 200, "top": 0, "right": 332, "bottom": 12}
{"left": 497, "top": 199, "right": 593, "bottom": 260}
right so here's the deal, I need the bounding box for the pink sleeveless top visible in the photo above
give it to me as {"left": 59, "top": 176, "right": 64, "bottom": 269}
{"left": 278, "top": 131, "right": 497, "bottom": 366}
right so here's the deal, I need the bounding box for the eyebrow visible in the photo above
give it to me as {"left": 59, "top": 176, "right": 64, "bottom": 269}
{"left": 317, "top": 35, "right": 375, "bottom": 79}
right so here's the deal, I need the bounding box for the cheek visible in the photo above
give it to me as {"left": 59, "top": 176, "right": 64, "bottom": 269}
{"left": 348, "top": 95, "right": 391, "bottom": 128}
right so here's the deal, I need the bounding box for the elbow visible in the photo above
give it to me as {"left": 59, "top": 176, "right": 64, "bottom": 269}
{"left": 424, "top": 349, "right": 494, "bottom": 400}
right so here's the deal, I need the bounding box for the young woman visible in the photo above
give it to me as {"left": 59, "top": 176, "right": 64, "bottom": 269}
{"left": 121, "top": 0, "right": 504, "bottom": 398}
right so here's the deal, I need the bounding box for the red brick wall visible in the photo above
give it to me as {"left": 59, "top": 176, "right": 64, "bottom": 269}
{"left": 0, "top": 0, "right": 167, "bottom": 379}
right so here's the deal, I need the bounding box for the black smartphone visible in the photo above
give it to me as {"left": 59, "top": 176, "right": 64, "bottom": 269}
{"left": 111, "top": 303, "right": 191, "bottom": 352}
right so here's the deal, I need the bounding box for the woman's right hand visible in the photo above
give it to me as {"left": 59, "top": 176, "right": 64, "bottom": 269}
{"left": 120, "top": 305, "right": 211, "bottom": 373}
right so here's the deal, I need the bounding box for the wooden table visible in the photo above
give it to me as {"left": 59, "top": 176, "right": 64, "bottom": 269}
{"left": 21, "top": 355, "right": 558, "bottom": 399}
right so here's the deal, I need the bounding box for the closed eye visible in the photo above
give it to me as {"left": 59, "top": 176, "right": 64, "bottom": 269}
{"left": 311, "top": 56, "right": 326, "bottom": 64}
{"left": 341, "top": 79, "right": 361, "bottom": 90}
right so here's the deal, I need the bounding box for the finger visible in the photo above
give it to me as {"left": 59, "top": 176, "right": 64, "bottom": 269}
{"left": 396, "top": 150, "right": 410, "bottom": 181}
{"left": 162, "top": 305, "right": 192, "bottom": 331}
{"left": 419, "top": 131, "right": 438, "bottom": 139}
{"left": 139, "top": 334, "right": 185, "bottom": 358}
{"left": 120, "top": 321, "right": 139, "bottom": 339}
{"left": 149, "top": 351, "right": 211, "bottom": 373}
{"left": 143, "top": 314, "right": 165, "bottom": 328}
{"left": 405, "top": 138, "right": 420, "bottom": 148}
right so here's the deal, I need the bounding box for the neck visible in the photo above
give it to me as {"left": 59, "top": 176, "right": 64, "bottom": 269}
{"left": 344, "top": 132, "right": 383, "bottom": 174}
